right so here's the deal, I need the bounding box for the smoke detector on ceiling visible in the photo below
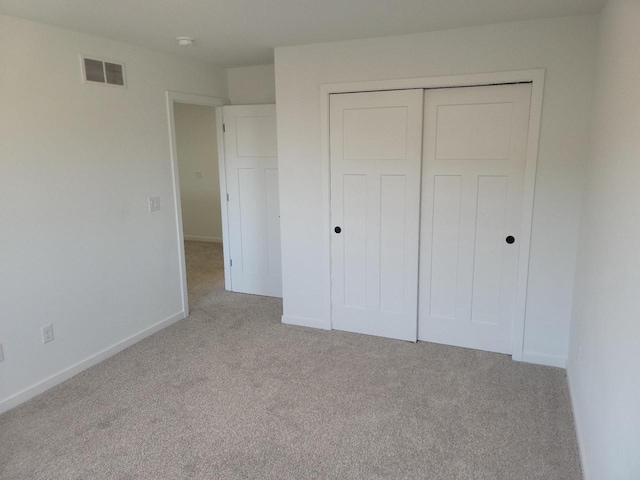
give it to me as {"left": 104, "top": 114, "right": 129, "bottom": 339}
{"left": 176, "top": 36, "right": 194, "bottom": 47}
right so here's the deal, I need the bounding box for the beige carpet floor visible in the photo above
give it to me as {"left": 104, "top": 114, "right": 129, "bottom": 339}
{"left": 0, "top": 241, "right": 582, "bottom": 479}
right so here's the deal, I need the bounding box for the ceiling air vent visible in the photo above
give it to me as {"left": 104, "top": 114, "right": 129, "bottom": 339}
{"left": 81, "top": 56, "right": 126, "bottom": 87}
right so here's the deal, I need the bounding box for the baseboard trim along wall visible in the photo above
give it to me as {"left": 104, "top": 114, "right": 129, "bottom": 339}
{"left": 282, "top": 315, "right": 331, "bottom": 330}
{"left": 567, "top": 367, "right": 590, "bottom": 480}
{"left": 0, "top": 310, "right": 187, "bottom": 415}
{"left": 184, "top": 235, "right": 222, "bottom": 243}
{"left": 280, "top": 316, "right": 569, "bottom": 369}
{"left": 521, "top": 351, "right": 567, "bottom": 368}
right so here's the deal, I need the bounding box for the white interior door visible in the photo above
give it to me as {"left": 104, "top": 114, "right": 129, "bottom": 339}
{"left": 330, "top": 89, "right": 423, "bottom": 341}
{"left": 418, "top": 83, "right": 532, "bottom": 354}
{"left": 223, "top": 105, "right": 282, "bottom": 297}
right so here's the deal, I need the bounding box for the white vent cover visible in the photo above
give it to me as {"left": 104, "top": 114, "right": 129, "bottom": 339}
{"left": 81, "top": 56, "right": 126, "bottom": 87}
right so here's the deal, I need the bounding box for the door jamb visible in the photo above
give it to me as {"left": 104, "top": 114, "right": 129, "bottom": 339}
{"left": 215, "top": 107, "right": 232, "bottom": 291}
{"left": 319, "top": 69, "right": 545, "bottom": 362}
{"left": 166, "top": 91, "right": 228, "bottom": 316}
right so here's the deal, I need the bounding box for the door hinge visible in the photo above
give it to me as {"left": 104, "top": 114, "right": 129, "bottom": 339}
{"left": 222, "top": 124, "right": 226, "bottom": 133}
{"left": 230, "top": 259, "right": 233, "bottom": 267}
{"left": 226, "top": 193, "right": 230, "bottom": 201}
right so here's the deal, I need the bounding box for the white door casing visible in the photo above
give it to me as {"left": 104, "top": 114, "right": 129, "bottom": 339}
{"left": 418, "top": 83, "right": 532, "bottom": 354}
{"left": 223, "top": 105, "right": 282, "bottom": 298}
{"left": 330, "top": 89, "right": 424, "bottom": 341}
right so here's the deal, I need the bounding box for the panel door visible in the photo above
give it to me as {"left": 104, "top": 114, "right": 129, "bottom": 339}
{"left": 330, "top": 89, "right": 424, "bottom": 341}
{"left": 223, "top": 105, "right": 282, "bottom": 297}
{"left": 418, "top": 83, "right": 532, "bottom": 353}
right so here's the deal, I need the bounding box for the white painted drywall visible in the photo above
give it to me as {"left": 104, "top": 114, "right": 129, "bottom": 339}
{"left": 567, "top": 1, "right": 640, "bottom": 478}
{"left": 227, "top": 65, "right": 276, "bottom": 104}
{"left": 0, "top": 14, "right": 228, "bottom": 412}
{"left": 174, "top": 103, "right": 222, "bottom": 242}
{"left": 275, "top": 14, "right": 599, "bottom": 366}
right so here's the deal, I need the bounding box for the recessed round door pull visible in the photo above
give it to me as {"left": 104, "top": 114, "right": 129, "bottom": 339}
{"left": 334, "top": 226, "right": 342, "bottom": 234}
{"left": 506, "top": 235, "right": 515, "bottom": 244}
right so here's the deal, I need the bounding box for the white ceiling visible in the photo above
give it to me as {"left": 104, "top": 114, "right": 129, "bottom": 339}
{"left": 0, "top": 0, "right": 605, "bottom": 67}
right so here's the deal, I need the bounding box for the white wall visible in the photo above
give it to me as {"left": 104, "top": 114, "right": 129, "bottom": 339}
{"left": 174, "top": 103, "right": 222, "bottom": 242}
{"left": 0, "top": 14, "right": 228, "bottom": 412}
{"left": 227, "top": 64, "right": 276, "bottom": 104}
{"left": 275, "top": 14, "right": 599, "bottom": 366}
{"left": 567, "top": 1, "right": 640, "bottom": 478}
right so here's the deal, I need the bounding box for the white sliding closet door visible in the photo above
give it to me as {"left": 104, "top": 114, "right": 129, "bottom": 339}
{"left": 418, "top": 84, "right": 532, "bottom": 354}
{"left": 223, "top": 105, "right": 282, "bottom": 298}
{"left": 330, "top": 90, "right": 424, "bottom": 341}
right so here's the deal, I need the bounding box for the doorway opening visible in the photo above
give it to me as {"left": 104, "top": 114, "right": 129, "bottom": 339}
{"left": 173, "top": 101, "right": 225, "bottom": 311}
{"left": 166, "top": 92, "right": 226, "bottom": 315}
{"left": 167, "top": 93, "right": 283, "bottom": 317}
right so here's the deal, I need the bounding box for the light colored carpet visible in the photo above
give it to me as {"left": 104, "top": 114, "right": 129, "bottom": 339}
{"left": 0, "top": 241, "right": 582, "bottom": 480}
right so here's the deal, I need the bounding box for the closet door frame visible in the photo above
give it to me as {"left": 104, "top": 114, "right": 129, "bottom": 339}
{"left": 319, "top": 69, "right": 545, "bottom": 363}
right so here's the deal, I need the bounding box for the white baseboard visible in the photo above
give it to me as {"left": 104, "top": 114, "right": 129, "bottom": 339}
{"left": 567, "top": 366, "right": 590, "bottom": 480}
{"left": 184, "top": 235, "right": 222, "bottom": 243}
{"left": 0, "top": 310, "right": 187, "bottom": 415}
{"left": 282, "top": 314, "right": 331, "bottom": 330}
{"left": 521, "top": 351, "right": 567, "bottom": 368}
